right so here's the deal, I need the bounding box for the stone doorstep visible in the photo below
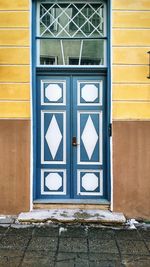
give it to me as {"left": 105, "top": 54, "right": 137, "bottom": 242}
{"left": 0, "top": 215, "right": 17, "bottom": 224}
{"left": 17, "top": 209, "right": 126, "bottom": 224}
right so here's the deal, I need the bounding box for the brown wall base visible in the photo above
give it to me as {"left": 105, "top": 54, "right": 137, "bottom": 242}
{"left": 0, "top": 119, "right": 149, "bottom": 219}
{"left": 113, "top": 121, "right": 150, "bottom": 220}
{"left": 0, "top": 120, "right": 30, "bottom": 214}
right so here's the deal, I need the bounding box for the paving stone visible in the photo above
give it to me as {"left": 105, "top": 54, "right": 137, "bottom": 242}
{"left": 117, "top": 240, "right": 150, "bottom": 255}
{"left": 7, "top": 225, "right": 34, "bottom": 236}
{"left": 57, "top": 252, "right": 88, "bottom": 261}
{"left": 59, "top": 226, "right": 87, "bottom": 238}
{"left": 33, "top": 225, "right": 59, "bottom": 237}
{"left": 0, "top": 235, "right": 30, "bottom": 250}
{"left": 0, "top": 216, "right": 15, "bottom": 224}
{"left": 21, "top": 257, "right": 55, "bottom": 267}
{"left": 55, "top": 260, "right": 75, "bottom": 267}
{"left": 0, "top": 249, "right": 24, "bottom": 257}
{"left": 145, "top": 241, "right": 150, "bottom": 251}
{"left": 0, "top": 256, "right": 22, "bottom": 267}
{"left": 27, "top": 237, "right": 58, "bottom": 251}
{"left": 0, "top": 226, "right": 9, "bottom": 235}
{"left": 75, "top": 259, "right": 89, "bottom": 267}
{"left": 24, "top": 250, "right": 55, "bottom": 258}
{"left": 0, "top": 221, "right": 149, "bottom": 267}
{"left": 121, "top": 255, "right": 150, "bottom": 267}
{"left": 56, "top": 255, "right": 89, "bottom": 267}
{"left": 59, "top": 237, "right": 88, "bottom": 253}
{"left": 89, "top": 260, "right": 121, "bottom": 267}
{"left": 89, "top": 239, "right": 118, "bottom": 254}
{"left": 89, "top": 253, "right": 120, "bottom": 261}
{"left": 138, "top": 229, "right": 150, "bottom": 240}
{"left": 22, "top": 249, "right": 55, "bottom": 267}
{"left": 114, "top": 230, "right": 141, "bottom": 240}
{"left": 88, "top": 228, "right": 114, "bottom": 240}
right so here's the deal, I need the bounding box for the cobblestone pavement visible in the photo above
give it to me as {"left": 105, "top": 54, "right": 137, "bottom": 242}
{"left": 0, "top": 221, "right": 150, "bottom": 267}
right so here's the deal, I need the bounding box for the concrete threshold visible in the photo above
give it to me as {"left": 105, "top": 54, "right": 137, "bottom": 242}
{"left": 18, "top": 209, "right": 126, "bottom": 224}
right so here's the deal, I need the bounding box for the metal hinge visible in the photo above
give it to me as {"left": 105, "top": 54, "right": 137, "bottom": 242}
{"left": 109, "top": 123, "right": 112, "bottom": 137}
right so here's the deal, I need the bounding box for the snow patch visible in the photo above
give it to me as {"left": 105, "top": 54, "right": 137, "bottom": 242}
{"left": 0, "top": 216, "right": 6, "bottom": 219}
{"left": 127, "top": 219, "right": 139, "bottom": 229}
{"left": 59, "top": 227, "right": 67, "bottom": 235}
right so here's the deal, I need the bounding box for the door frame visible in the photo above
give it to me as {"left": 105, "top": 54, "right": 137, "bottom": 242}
{"left": 31, "top": 0, "right": 112, "bottom": 206}
{"left": 32, "top": 67, "right": 111, "bottom": 203}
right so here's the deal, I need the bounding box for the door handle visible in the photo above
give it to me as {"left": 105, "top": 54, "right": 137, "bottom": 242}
{"left": 72, "top": 136, "right": 79, "bottom": 146}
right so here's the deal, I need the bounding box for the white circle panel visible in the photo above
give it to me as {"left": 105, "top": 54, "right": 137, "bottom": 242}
{"left": 45, "top": 173, "right": 62, "bottom": 191}
{"left": 82, "top": 173, "right": 98, "bottom": 191}
{"left": 45, "top": 84, "right": 62, "bottom": 102}
{"left": 81, "top": 84, "right": 98, "bottom": 102}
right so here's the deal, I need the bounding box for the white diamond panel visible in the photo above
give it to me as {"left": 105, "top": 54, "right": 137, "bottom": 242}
{"left": 45, "top": 115, "right": 62, "bottom": 159}
{"left": 81, "top": 116, "right": 98, "bottom": 160}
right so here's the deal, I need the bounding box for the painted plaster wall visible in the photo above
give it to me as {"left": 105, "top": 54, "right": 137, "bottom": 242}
{"left": 0, "top": 0, "right": 30, "bottom": 118}
{"left": 0, "top": 0, "right": 150, "bottom": 118}
{"left": 0, "top": 0, "right": 150, "bottom": 217}
{"left": 0, "top": 0, "right": 30, "bottom": 213}
{"left": 113, "top": 121, "right": 150, "bottom": 219}
{"left": 112, "top": 0, "right": 150, "bottom": 119}
{"left": 112, "top": 0, "right": 150, "bottom": 219}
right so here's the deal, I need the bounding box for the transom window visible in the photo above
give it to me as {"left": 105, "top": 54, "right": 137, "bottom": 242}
{"left": 36, "top": 1, "right": 107, "bottom": 66}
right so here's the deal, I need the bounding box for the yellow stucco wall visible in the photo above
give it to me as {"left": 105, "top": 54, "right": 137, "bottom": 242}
{"left": 112, "top": 0, "right": 150, "bottom": 119}
{"left": 0, "top": 0, "right": 150, "bottom": 119}
{"left": 0, "top": 0, "right": 30, "bottom": 118}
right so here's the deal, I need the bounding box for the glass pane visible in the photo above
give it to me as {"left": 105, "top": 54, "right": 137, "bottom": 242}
{"left": 39, "top": 3, "right": 105, "bottom": 38}
{"left": 40, "top": 4, "right": 57, "bottom": 36}
{"left": 80, "top": 39, "right": 104, "bottom": 65}
{"left": 70, "top": 5, "right": 104, "bottom": 37}
{"left": 39, "top": 39, "right": 105, "bottom": 66}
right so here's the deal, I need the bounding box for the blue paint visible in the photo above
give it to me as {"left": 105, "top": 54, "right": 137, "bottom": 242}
{"left": 44, "top": 171, "right": 64, "bottom": 193}
{"left": 32, "top": 0, "right": 37, "bottom": 200}
{"left": 35, "top": 76, "right": 70, "bottom": 199}
{"left": 43, "top": 113, "right": 64, "bottom": 162}
{"left": 80, "top": 172, "right": 101, "bottom": 194}
{"left": 44, "top": 82, "right": 64, "bottom": 104}
{"left": 72, "top": 76, "right": 106, "bottom": 199}
{"left": 80, "top": 113, "right": 100, "bottom": 163}
{"left": 80, "top": 82, "right": 100, "bottom": 104}
{"left": 32, "top": 0, "right": 111, "bottom": 202}
{"left": 106, "top": 0, "right": 111, "bottom": 201}
{"left": 35, "top": 75, "right": 109, "bottom": 200}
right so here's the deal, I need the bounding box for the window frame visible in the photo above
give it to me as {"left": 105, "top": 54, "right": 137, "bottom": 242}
{"left": 35, "top": 0, "right": 108, "bottom": 67}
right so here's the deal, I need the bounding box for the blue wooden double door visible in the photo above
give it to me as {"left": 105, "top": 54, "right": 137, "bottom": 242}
{"left": 36, "top": 74, "right": 108, "bottom": 200}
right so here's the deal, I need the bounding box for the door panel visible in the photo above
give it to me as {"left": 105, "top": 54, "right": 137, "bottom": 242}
{"left": 36, "top": 75, "right": 107, "bottom": 200}
{"left": 41, "top": 111, "right": 66, "bottom": 164}
{"left": 37, "top": 77, "right": 70, "bottom": 199}
{"left": 72, "top": 77, "right": 104, "bottom": 198}
{"left": 77, "top": 112, "right": 102, "bottom": 164}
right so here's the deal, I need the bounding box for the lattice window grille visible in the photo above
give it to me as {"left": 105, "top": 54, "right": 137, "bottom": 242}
{"left": 39, "top": 2, "right": 105, "bottom": 38}
{"left": 40, "top": 4, "right": 58, "bottom": 35}
{"left": 70, "top": 4, "right": 104, "bottom": 35}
